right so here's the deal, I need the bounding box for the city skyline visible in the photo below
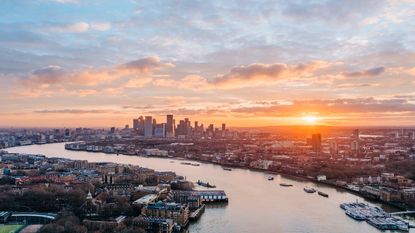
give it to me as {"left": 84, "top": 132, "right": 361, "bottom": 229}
{"left": 1, "top": 1, "right": 415, "bottom": 127}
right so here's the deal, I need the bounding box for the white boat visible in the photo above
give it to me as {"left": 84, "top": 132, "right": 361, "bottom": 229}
{"left": 304, "top": 187, "right": 316, "bottom": 193}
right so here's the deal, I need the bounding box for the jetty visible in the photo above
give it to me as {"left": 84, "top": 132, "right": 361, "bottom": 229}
{"left": 340, "top": 201, "right": 410, "bottom": 231}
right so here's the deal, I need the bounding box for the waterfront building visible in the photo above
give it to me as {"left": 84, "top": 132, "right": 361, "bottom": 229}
{"left": 133, "top": 216, "right": 174, "bottom": 233}
{"left": 143, "top": 148, "right": 168, "bottom": 157}
{"left": 172, "top": 191, "right": 203, "bottom": 211}
{"left": 141, "top": 201, "right": 189, "bottom": 227}
{"left": 172, "top": 190, "right": 228, "bottom": 203}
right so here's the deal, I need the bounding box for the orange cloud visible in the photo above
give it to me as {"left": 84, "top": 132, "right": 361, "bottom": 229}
{"left": 16, "top": 56, "right": 173, "bottom": 96}
{"left": 342, "top": 66, "right": 385, "bottom": 77}
{"left": 211, "top": 61, "right": 330, "bottom": 88}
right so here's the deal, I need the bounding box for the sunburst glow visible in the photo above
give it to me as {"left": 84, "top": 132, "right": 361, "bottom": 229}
{"left": 303, "top": 116, "right": 317, "bottom": 124}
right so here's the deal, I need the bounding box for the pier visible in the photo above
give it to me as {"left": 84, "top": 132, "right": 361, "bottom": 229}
{"left": 340, "top": 202, "right": 410, "bottom": 231}
{"left": 390, "top": 210, "right": 415, "bottom": 215}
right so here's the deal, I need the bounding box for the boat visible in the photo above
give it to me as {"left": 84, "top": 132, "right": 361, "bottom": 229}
{"left": 267, "top": 176, "right": 274, "bottom": 181}
{"left": 223, "top": 167, "right": 232, "bottom": 171}
{"left": 345, "top": 210, "right": 367, "bottom": 221}
{"left": 318, "top": 191, "right": 329, "bottom": 197}
{"left": 280, "top": 183, "right": 293, "bottom": 187}
{"left": 169, "top": 161, "right": 175, "bottom": 163}
{"left": 190, "top": 163, "right": 200, "bottom": 166}
{"left": 197, "top": 180, "right": 216, "bottom": 188}
{"left": 304, "top": 187, "right": 316, "bottom": 193}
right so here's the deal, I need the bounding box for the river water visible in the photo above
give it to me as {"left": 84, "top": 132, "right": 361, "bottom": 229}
{"left": 6, "top": 143, "right": 415, "bottom": 233}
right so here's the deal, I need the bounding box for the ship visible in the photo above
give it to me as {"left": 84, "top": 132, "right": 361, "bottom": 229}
{"left": 280, "top": 183, "right": 293, "bottom": 187}
{"left": 267, "top": 176, "right": 274, "bottom": 181}
{"left": 304, "top": 187, "right": 316, "bottom": 193}
{"left": 197, "top": 180, "right": 216, "bottom": 188}
{"left": 318, "top": 191, "right": 329, "bottom": 197}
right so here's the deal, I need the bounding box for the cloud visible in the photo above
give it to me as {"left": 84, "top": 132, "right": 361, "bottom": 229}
{"left": 118, "top": 56, "right": 174, "bottom": 73}
{"left": 282, "top": 0, "right": 385, "bottom": 25}
{"left": 20, "top": 65, "right": 66, "bottom": 89}
{"left": 335, "top": 83, "right": 379, "bottom": 88}
{"left": 15, "top": 56, "right": 173, "bottom": 96}
{"left": 122, "top": 105, "right": 153, "bottom": 110}
{"left": 150, "top": 61, "right": 389, "bottom": 90}
{"left": 210, "top": 61, "right": 330, "bottom": 88}
{"left": 90, "top": 22, "right": 111, "bottom": 31}
{"left": 343, "top": 67, "right": 385, "bottom": 77}
{"left": 230, "top": 98, "right": 415, "bottom": 117}
{"left": 48, "top": 22, "right": 111, "bottom": 33}
{"left": 33, "top": 109, "right": 112, "bottom": 114}
{"left": 49, "top": 0, "right": 78, "bottom": 3}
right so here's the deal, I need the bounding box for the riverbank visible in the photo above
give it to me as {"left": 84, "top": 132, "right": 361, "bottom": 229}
{"left": 7, "top": 142, "right": 414, "bottom": 233}
{"left": 63, "top": 146, "right": 413, "bottom": 212}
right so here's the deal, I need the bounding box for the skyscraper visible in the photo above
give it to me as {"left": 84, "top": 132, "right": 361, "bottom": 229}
{"left": 166, "top": 114, "right": 174, "bottom": 138}
{"left": 144, "top": 116, "right": 153, "bottom": 137}
{"left": 133, "top": 119, "right": 139, "bottom": 129}
{"left": 311, "top": 134, "right": 322, "bottom": 153}
{"left": 154, "top": 123, "right": 166, "bottom": 138}
{"left": 352, "top": 129, "right": 359, "bottom": 140}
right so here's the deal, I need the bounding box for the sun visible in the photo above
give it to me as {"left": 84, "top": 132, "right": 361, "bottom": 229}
{"left": 303, "top": 116, "right": 317, "bottom": 124}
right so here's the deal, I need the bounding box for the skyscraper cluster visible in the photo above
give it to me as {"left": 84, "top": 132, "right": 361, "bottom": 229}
{"left": 131, "top": 114, "right": 228, "bottom": 139}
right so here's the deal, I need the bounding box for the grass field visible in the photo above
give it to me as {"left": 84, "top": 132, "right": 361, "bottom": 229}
{"left": 0, "top": 224, "right": 25, "bottom": 233}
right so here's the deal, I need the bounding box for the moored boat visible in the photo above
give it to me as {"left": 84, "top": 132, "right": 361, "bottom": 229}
{"left": 267, "top": 176, "right": 274, "bottom": 181}
{"left": 318, "top": 191, "right": 329, "bottom": 197}
{"left": 280, "top": 183, "right": 293, "bottom": 187}
{"left": 223, "top": 167, "right": 232, "bottom": 171}
{"left": 197, "top": 180, "right": 216, "bottom": 188}
{"left": 304, "top": 187, "right": 316, "bottom": 193}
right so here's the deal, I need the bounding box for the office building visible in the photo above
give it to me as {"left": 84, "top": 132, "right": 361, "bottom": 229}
{"left": 166, "top": 115, "right": 174, "bottom": 138}
{"left": 352, "top": 129, "right": 359, "bottom": 140}
{"left": 311, "top": 134, "right": 322, "bottom": 153}
{"left": 154, "top": 124, "right": 166, "bottom": 138}
{"left": 144, "top": 116, "right": 153, "bottom": 137}
{"left": 141, "top": 202, "right": 189, "bottom": 227}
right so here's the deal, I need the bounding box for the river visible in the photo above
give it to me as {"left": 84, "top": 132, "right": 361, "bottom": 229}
{"left": 6, "top": 143, "right": 415, "bottom": 233}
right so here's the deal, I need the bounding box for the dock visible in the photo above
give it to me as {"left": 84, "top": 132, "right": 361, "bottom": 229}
{"left": 340, "top": 202, "right": 410, "bottom": 231}
{"left": 189, "top": 204, "right": 206, "bottom": 221}
{"left": 390, "top": 210, "right": 415, "bottom": 215}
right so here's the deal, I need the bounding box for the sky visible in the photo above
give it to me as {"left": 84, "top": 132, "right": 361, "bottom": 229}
{"left": 1, "top": 0, "right": 415, "bottom": 128}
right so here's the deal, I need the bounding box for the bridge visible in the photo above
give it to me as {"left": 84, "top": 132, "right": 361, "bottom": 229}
{"left": 390, "top": 210, "right": 415, "bottom": 215}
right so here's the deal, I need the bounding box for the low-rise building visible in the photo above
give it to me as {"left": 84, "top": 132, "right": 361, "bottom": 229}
{"left": 133, "top": 216, "right": 174, "bottom": 233}
{"left": 142, "top": 201, "right": 189, "bottom": 227}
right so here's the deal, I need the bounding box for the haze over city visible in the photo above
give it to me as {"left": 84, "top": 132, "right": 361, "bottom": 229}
{"left": 2, "top": 1, "right": 415, "bottom": 233}
{"left": 1, "top": 0, "right": 415, "bottom": 127}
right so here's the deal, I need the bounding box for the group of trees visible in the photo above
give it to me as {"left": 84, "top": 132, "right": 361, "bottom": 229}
{"left": 40, "top": 214, "right": 87, "bottom": 233}
{"left": 386, "top": 161, "right": 415, "bottom": 180}
{"left": 0, "top": 187, "right": 86, "bottom": 212}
